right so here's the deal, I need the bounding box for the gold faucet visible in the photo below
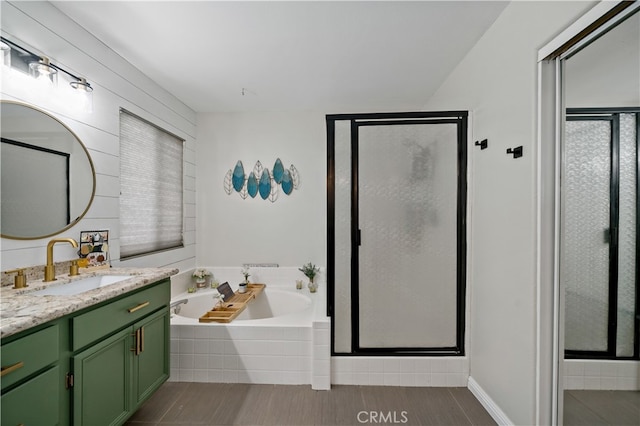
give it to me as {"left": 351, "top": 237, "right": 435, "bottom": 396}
{"left": 44, "top": 238, "right": 79, "bottom": 282}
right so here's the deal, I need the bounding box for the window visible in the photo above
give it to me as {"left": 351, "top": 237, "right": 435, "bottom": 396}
{"left": 119, "top": 109, "right": 184, "bottom": 258}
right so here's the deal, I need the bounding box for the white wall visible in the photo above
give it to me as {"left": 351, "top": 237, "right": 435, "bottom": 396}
{"left": 422, "top": 1, "right": 595, "bottom": 424}
{"left": 0, "top": 1, "right": 196, "bottom": 272}
{"left": 196, "top": 111, "right": 326, "bottom": 268}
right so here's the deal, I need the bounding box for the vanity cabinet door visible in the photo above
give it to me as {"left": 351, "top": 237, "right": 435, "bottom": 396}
{"left": 72, "top": 327, "right": 133, "bottom": 426}
{"left": 132, "top": 308, "right": 169, "bottom": 406}
{"left": 1, "top": 365, "right": 60, "bottom": 426}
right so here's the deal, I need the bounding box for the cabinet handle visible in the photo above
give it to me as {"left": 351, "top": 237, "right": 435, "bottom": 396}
{"left": 1, "top": 361, "right": 24, "bottom": 377}
{"left": 131, "top": 328, "right": 143, "bottom": 355}
{"left": 128, "top": 301, "right": 150, "bottom": 313}
{"left": 140, "top": 326, "right": 145, "bottom": 354}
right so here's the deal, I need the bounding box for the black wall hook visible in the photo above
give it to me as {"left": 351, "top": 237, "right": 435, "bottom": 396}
{"left": 474, "top": 139, "right": 488, "bottom": 150}
{"left": 506, "top": 146, "right": 523, "bottom": 159}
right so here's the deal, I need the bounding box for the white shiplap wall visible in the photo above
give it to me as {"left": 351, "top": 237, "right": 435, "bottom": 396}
{"left": 0, "top": 1, "right": 196, "bottom": 272}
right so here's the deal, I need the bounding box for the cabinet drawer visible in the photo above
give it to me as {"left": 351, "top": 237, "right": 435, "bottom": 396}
{"left": 72, "top": 280, "right": 169, "bottom": 351}
{"left": 1, "top": 324, "right": 59, "bottom": 390}
{"left": 1, "top": 365, "right": 60, "bottom": 426}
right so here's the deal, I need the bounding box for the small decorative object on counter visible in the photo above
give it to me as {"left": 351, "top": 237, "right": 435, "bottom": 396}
{"left": 78, "top": 230, "right": 110, "bottom": 271}
{"left": 192, "top": 268, "right": 212, "bottom": 288}
{"left": 216, "top": 282, "right": 234, "bottom": 301}
{"left": 239, "top": 266, "right": 250, "bottom": 294}
{"left": 212, "top": 291, "right": 225, "bottom": 309}
{"left": 296, "top": 279, "right": 303, "bottom": 290}
{"left": 299, "top": 262, "right": 320, "bottom": 292}
{"left": 211, "top": 279, "right": 220, "bottom": 289}
{"left": 187, "top": 287, "right": 196, "bottom": 293}
{"left": 241, "top": 266, "right": 251, "bottom": 284}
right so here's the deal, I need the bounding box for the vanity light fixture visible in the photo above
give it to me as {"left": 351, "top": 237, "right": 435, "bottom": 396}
{"left": 70, "top": 77, "right": 94, "bottom": 113}
{"left": 70, "top": 76, "right": 92, "bottom": 92}
{"left": 0, "top": 41, "right": 11, "bottom": 68}
{"left": 29, "top": 56, "right": 58, "bottom": 87}
{"left": 1, "top": 36, "right": 94, "bottom": 112}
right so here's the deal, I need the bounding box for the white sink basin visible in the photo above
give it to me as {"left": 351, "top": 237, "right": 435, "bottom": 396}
{"left": 32, "top": 275, "right": 133, "bottom": 296}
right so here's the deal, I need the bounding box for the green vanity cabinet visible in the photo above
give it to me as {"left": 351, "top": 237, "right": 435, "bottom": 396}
{"left": 1, "top": 323, "right": 64, "bottom": 425}
{"left": 73, "top": 327, "right": 133, "bottom": 425}
{"left": 133, "top": 308, "right": 170, "bottom": 405}
{"left": 72, "top": 308, "right": 169, "bottom": 426}
{"left": 1, "top": 366, "right": 61, "bottom": 425}
{"left": 0, "top": 324, "right": 59, "bottom": 389}
{"left": 0, "top": 277, "right": 171, "bottom": 426}
{"left": 71, "top": 280, "right": 171, "bottom": 426}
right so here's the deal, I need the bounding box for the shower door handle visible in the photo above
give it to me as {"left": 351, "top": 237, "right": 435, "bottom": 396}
{"left": 604, "top": 227, "right": 618, "bottom": 245}
{"left": 611, "top": 226, "right": 617, "bottom": 246}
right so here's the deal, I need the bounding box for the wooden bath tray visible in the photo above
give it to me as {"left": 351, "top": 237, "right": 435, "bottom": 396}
{"left": 198, "top": 283, "right": 265, "bottom": 323}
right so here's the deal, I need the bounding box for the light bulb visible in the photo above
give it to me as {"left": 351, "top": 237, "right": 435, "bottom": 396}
{"left": 70, "top": 77, "right": 94, "bottom": 113}
{"left": 0, "top": 42, "right": 10, "bottom": 68}
{"left": 29, "top": 57, "right": 58, "bottom": 87}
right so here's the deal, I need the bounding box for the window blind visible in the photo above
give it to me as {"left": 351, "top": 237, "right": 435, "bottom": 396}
{"left": 119, "top": 109, "right": 184, "bottom": 258}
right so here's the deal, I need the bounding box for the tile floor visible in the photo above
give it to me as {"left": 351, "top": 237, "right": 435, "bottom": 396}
{"left": 563, "top": 390, "right": 640, "bottom": 426}
{"left": 125, "top": 382, "right": 497, "bottom": 425}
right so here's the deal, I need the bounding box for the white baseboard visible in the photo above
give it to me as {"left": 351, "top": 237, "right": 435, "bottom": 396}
{"left": 468, "top": 376, "right": 514, "bottom": 426}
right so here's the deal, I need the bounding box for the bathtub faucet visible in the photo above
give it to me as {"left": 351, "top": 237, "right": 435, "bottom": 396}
{"left": 170, "top": 299, "right": 188, "bottom": 315}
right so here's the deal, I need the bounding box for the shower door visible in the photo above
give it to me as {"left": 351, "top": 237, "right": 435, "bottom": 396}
{"left": 563, "top": 109, "right": 639, "bottom": 359}
{"left": 328, "top": 111, "right": 467, "bottom": 355}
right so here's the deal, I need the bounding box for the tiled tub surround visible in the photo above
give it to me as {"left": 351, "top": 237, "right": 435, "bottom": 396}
{"left": 0, "top": 266, "right": 178, "bottom": 338}
{"left": 564, "top": 359, "right": 640, "bottom": 390}
{"left": 168, "top": 267, "right": 330, "bottom": 389}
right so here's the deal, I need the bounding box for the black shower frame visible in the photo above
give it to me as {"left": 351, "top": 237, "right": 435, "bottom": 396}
{"left": 564, "top": 107, "right": 639, "bottom": 361}
{"left": 326, "top": 111, "right": 468, "bottom": 356}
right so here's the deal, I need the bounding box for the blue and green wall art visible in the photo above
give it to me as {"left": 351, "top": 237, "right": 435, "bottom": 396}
{"left": 223, "top": 158, "right": 300, "bottom": 202}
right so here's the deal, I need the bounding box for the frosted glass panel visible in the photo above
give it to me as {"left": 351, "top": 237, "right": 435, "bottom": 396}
{"left": 563, "top": 119, "right": 611, "bottom": 352}
{"left": 358, "top": 123, "right": 458, "bottom": 348}
{"left": 334, "top": 120, "right": 352, "bottom": 353}
{"left": 617, "top": 113, "right": 637, "bottom": 357}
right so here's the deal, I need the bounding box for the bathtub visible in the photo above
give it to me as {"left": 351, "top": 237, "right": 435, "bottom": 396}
{"left": 169, "top": 273, "right": 330, "bottom": 389}
{"left": 171, "top": 287, "right": 313, "bottom": 324}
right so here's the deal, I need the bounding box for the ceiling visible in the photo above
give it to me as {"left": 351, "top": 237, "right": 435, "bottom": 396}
{"left": 51, "top": 1, "right": 508, "bottom": 113}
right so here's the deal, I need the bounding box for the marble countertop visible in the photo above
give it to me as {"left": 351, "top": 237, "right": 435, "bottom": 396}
{"left": 1, "top": 267, "right": 178, "bottom": 339}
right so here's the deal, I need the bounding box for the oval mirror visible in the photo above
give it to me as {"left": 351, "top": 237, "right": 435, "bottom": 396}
{"left": 1, "top": 101, "right": 96, "bottom": 239}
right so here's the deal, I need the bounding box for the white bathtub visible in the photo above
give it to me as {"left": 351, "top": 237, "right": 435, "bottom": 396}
{"left": 169, "top": 277, "right": 329, "bottom": 388}
{"left": 171, "top": 287, "right": 313, "bottom": 324}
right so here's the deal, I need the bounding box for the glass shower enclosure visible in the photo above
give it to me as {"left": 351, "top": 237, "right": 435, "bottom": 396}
{"left": 327, "top": 111, "right": 467, "bottom": 355}
{"left": 562, "top": 109, "right": 639, "bottom": 359}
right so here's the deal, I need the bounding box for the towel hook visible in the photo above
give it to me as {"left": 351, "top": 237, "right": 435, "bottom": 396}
{"left": 474, "top": 139, "right": 488, "bottom": 150}
{"left": 506, "top": 146, "right": 523, "bottom": 159}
